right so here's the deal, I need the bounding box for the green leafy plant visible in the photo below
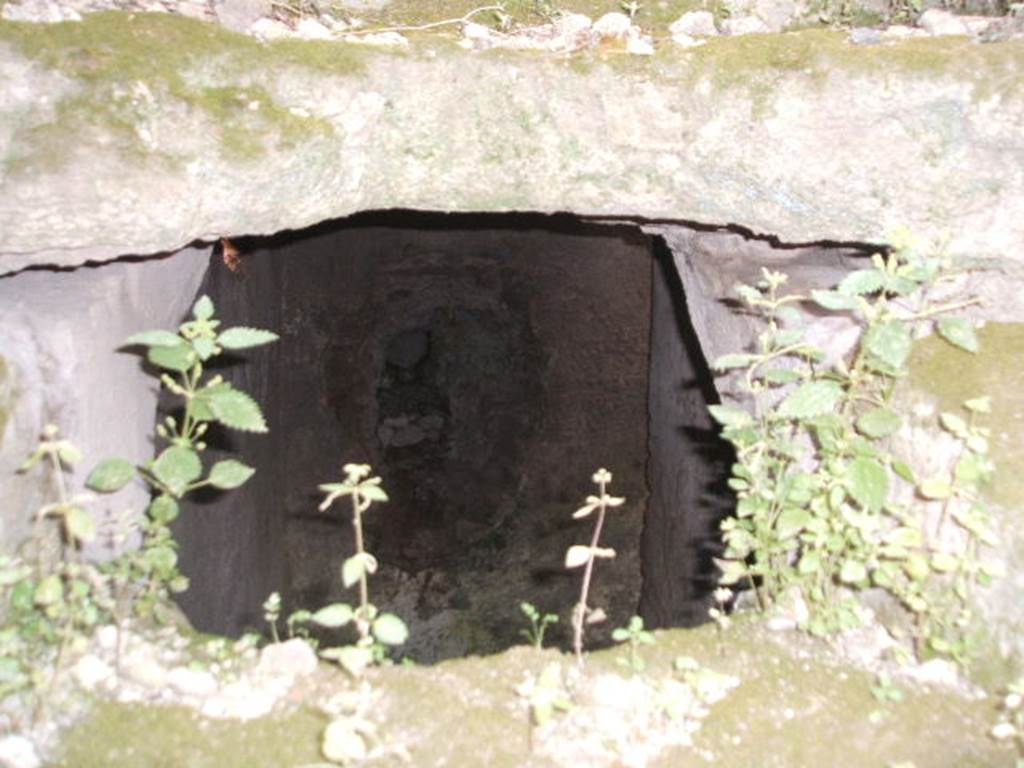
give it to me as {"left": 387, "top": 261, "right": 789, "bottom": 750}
{"left": 519, "top": 601, "right": 558, "bottom": 649}
{"left": 612, "top": 615, "right": 654, "bottom": 674}
{"left": 515, "top": 662, "right": 573, "bottom": 727}
{"left": 709, "top": 238, "right": 996, "bottom": 663}
{"left": 2, "top": 427, "right": 112, "bottom": 708}
{"left": 565, "top": 468, "right": 624, "bottom": 663}
{"left": 292, "top": 464, "right": 408, "bottom": 677}
{"left": 85, "top": 294, "right": 277, "bottom": 619}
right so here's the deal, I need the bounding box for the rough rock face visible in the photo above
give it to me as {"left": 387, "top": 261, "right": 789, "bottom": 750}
{"left": 1, "top": 7, "right": 1024, "bottom": 671}
{"left": 0, "top": 13, "right": 1023, "bottom": 274}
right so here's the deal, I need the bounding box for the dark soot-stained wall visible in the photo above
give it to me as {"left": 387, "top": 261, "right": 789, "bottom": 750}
{"left": 172, "top": 213, "right": 725, "bottom": 661}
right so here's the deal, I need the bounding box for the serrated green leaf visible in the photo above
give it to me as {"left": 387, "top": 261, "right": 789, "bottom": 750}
{"left": 87, "top": 458, "right": 135, "bottom": 493}
{"left": 201, "top": 385, "right": 268, "bottom": 433}
{"left": 954, "top": 452, "right": 991, "bottom": 487}
{"left": 208, "top": 459, "right": 255, "bottom": 490}
{"left": 708, "top": 405, "right": 754, "bottom": 428}
{"left": 65, "top": 506, "right": 96, "bottom": 544}
{"left": 712, "top": 353, "right": 756, "bottom": 371}
{"left": 840, "top": 560, "right": 868, "bottom": 583}
{"left": 145, "top": 545, "right": 178, "bottom": 575}
{"left": 892, "top": 460, "right": 916, "bottom": 484}
{"left": 125, "top": 330, "right": 183, "bottom": 348}
{"left": 148, "top": 343, "right": 196, "bottom": 373}
{"left": 811, "top": 289, "right": 859, "bottom": 310}
{"left": 372, "top": 613, "right": 409, "bottom": 646}
{"left": 56, "top": 442, "right": 82, "bottom": 466}
{"left": 937, "top": 317, "right": 979, "bottom": 353}
{"left": 798, "top": 551, "right": 821, "bottom": 574}
{"left": 864, "top": 321, "right": 912, "bottom": 371}
{"left": 217, "top": 327, "right": 280, "bottom": 350}
{"left": 193, "top": 337, "right": 217, "bottom": 361}
{"left": 855, "top": 408, "right": 901, "bottom": 439}
{"left": 311, "top": 603, "right": 354, "bottom": 628}
{"left": 904, "top": 554, "right": 930, "bottom": 581}
{"left": 776, "top": 507, "right": 811, "bottom": 540}
{"left": 152, "top": 446, "right": 202, "bottom": 497}
{"left": 342, "top": 554, "right": 377, "bottom": 588}
{"left": 148, "top": 494, "right": 179, "bottom": 524}
{"left": 359, "top": 485, "right": 388, "bottom": 503}
{"left": 885, "top": 526, "right": 922, "bottom": 548}
{"left": 847, "top": 457, "right": 889, "bottom": 513}
{"left": 918, "top": 478, "right": 952, "bottom": 500}
{"left": 773, "top": 329, "right": 805, "bottom": 348}
{"left": 193, "top": 295, "right": 215, "bottom": 320}
{"left": 777, "top": 381, "right": 844, "bottom": 419}
{"left": 884, "top": 275, "right": 919, "bottom": 296}
{"left": 839, "top": 269, "right": 885, "bottom": 296}
{"left": 930, "top": 552, "right": 960, "bottom": 573}
{"left": 34, "top": 574, "right": 62, "bottom": 606}
{"left": 964, "top": 396, "right": 991, "bottom": 414}
{"left": 763, "top": 368, "right": 801, "bottom": 385}
{"left": 966, "top": 434, "right": 989, "bottom": 454}
{"left": 939, "top": 412, "right": 968, "bottom": 437}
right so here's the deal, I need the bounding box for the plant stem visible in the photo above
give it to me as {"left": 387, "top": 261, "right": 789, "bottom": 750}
{"left": 351, "top": 491, "right": 370, "bottom": 642}
{"left": 573, "top": 478, "right": 608, "bottom": 663}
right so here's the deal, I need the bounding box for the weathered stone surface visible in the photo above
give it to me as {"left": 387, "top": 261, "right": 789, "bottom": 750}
{"left": 0, "top": 14, "right": 1021, "bottom": 274}
{"left": 0, "top": 247, "right": 208, "bottom": 555}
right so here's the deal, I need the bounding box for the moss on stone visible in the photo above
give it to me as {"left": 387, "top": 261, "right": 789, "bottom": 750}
{"left": 665, "top": 29, "right": 1024, "bottom": 93}
{"left": 908, "top": 322, "right": 1024, "bottom": 509}
{"left": 52, "top": 699, "right": 328, "bottom": 767}
{"left": 51, "top": 619, "right": 1012, "bottom": 767}
{"left": 0, "top": 12, "right": 366, "bottom": 170}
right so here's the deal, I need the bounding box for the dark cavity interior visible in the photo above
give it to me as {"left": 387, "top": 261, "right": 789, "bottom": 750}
{"left": 171, "top": 211, "right": 731, "bottom": 662}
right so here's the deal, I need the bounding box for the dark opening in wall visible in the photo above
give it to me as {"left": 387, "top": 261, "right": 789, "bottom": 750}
{"left": 170, "top": 211, "right": 730, "bottom": 662}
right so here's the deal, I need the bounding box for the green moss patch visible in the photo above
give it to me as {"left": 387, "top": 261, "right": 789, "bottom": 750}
{"left": 51, "top": 620, "right": 1011, "bottom": 767}
{"left": 0, "top": 12, "right": 369, "bottom": 171}
{"left": 665, "top": 29, "right": 1024, "bottom": 94}
{"left": 51, "top": 700, "right": 328, "bottom": 767}
{"left": 909, "top": 322, "right": 1024, "bottom": 509}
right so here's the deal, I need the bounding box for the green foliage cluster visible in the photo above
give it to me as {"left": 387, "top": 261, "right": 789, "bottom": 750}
{"left": 0, "top": 296, "right": 276, "bottom": 709}
{"left": 1, "top": 427, "right": 111, "bottom": 703}
{"left": 88, "top": 295, "right": 277, "bottom": 617}
{"left": 709, "top": 239, "right": 998, "bottom": 663}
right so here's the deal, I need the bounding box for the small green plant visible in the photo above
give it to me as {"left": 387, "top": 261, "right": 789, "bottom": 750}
{"left": 2, "top": 427, "right": 112, "bottom": 706}
{"left": 515, "top": 662, "right": 573, "bottom": 727}
{"left": 991, "top": 676, "right": 1024, "bottom": 764}
{"left": 519, "top": 602, "right": 558, "bottom": 649}
{"left": 612, "top": 615, "right": 654, "bottom": 674}
{"left": 292, "top": 464, "right": 408, "bottom": 677}
{"left": 86, "top": 294, "right": 277, "bottom": 620}
{"left": 709, "top": 237, "right": 996, "bottom": 663}
{"left": 565, "top": 468, "right": 624, "bottom": 663}
{"left": 708, "top": 586, "right": 732, "bottom": 632}
{"left": 263, "top": 591, "right": 282, "bottom": 644}
{"left": 620, "top": 0, "right": 641, "bottom": 20}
